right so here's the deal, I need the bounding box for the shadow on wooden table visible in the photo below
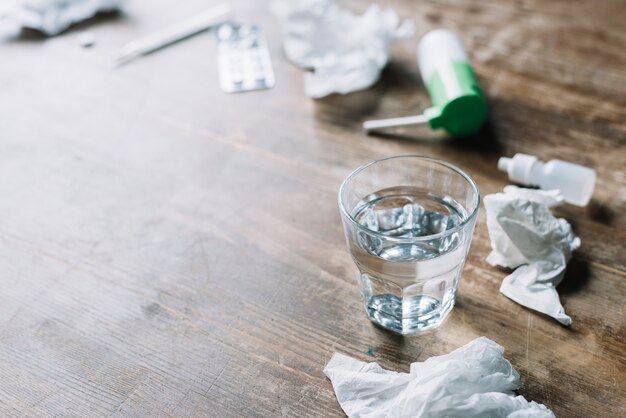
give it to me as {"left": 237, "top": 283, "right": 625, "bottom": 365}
{"left": 557, "top": 256, "right": 591, "bottom": 295}
{"left": 586, "top": 199, "right": 617, "bottom": 226}
{"left": 555, "top": 198, "right": 619, "bottom": 227}
{"left": 311, "top": 60, "right": 425, "bottom": 129}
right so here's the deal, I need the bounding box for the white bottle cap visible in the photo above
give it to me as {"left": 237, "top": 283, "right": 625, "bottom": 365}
{"left": 497, "top": 154, "right": 538, "bottom": 184}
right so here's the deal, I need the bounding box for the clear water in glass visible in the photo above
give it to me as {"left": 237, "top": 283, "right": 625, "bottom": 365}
{"left": 350, "top": 186, "right": 468, "bottom": 333}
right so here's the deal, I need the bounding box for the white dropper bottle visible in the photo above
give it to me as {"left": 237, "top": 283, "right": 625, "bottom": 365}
{"left": 497, "top": 153, "right": 596, "bottom": 206}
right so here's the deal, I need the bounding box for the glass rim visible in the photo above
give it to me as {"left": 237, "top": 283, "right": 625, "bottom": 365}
{"left": 338, "top": 155, "right": 481, "bottom": 243}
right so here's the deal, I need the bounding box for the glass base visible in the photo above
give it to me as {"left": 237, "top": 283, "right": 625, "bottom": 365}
{"left": 365, "top": 293, "right": 455, "bottom": 334}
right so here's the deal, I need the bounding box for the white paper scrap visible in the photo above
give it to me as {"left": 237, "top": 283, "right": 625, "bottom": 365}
{"left": 324, "top": 337, "right": 555, "bottom": 418}
{"left": 271, "top": 0, "right": 414, "bottom": 98}
{"left": 485, "top": 186, "right": 580, "bottom": 325}
{"left": 7, "top": 0, "right": 124, "bottom": 36}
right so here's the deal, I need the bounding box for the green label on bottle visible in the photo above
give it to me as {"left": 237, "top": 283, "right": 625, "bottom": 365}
{"left": 425, "top": 61, "right": 488, "bottom": 136}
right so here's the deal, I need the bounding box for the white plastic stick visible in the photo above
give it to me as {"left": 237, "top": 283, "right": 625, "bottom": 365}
{"left": 114, "top": 3, "right": 232, "bottom": 65}
{"left": 363, "top": 114, "right": 430, "bottom": 132}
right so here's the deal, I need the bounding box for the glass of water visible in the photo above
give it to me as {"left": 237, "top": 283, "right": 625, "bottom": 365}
{"left": 338, "top": 156, "right": 480, "bottom": 334}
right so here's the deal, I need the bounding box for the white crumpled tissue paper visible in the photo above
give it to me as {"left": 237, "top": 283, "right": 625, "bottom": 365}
{"left": 271, "top": 0, "right": 414, "bottom": 98}
{"left": 324, "top": 337, "right": 555, "bottom": 418}
{"left": 485, "top": 186, "right": 580, "bottom": 325}
{"left": 1, "top": 0, "right": 124, "bottom": 37}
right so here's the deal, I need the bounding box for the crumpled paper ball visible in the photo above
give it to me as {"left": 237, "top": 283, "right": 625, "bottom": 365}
{"left": 484, "top": 186, "right": 580, "bottom": 325}
{"left": 271, "top": 0, "right": 414, "bottom": 98}
{"left": 5, "top": 0, "right": 124, "bottom": 36}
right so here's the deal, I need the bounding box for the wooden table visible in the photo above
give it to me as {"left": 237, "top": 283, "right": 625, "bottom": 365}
{"left": 1, "top": 0, "right": 625, "bottom": 416}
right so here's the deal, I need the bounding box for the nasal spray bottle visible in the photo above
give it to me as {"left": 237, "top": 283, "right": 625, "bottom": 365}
{"left": 498, "top": 153, "right": 596, "bottom": 206}
{"left": 364, "top": 29, "right": 488, "bottom": 136}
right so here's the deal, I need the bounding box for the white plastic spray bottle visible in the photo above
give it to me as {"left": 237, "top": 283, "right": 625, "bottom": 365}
{"left": 497, "top": 153, "right": 596, "bottom": 206}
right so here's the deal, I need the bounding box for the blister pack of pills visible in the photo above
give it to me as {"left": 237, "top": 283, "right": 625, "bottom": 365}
{"left": 216, "top": 22, "right": 275, "bottom": 93}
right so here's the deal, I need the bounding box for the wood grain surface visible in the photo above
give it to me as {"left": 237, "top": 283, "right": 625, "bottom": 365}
{"left": 1, "top": 0, "right": 625, "bottom": 416}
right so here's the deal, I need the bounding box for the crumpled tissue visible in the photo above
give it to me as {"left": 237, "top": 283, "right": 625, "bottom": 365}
{"left": 485, "top": 186, "right": 580, "bottom": 325}
{"left": 324, "top": 337, "right": 554, "bottom": 418}
{"left": 3, "top": 0, "right": 124, "bottom": 36}
{"left": 271, "top": 0, "right": 414, "bottom": 98}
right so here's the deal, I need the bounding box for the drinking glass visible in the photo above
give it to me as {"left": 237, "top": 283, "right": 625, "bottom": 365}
{"left": 338, "top": 156, "right": 480, "bottom": 334}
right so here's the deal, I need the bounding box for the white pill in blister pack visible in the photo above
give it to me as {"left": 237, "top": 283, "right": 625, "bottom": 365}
{"left": 216, "top": 23, "right": 275, "bottom": 93}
